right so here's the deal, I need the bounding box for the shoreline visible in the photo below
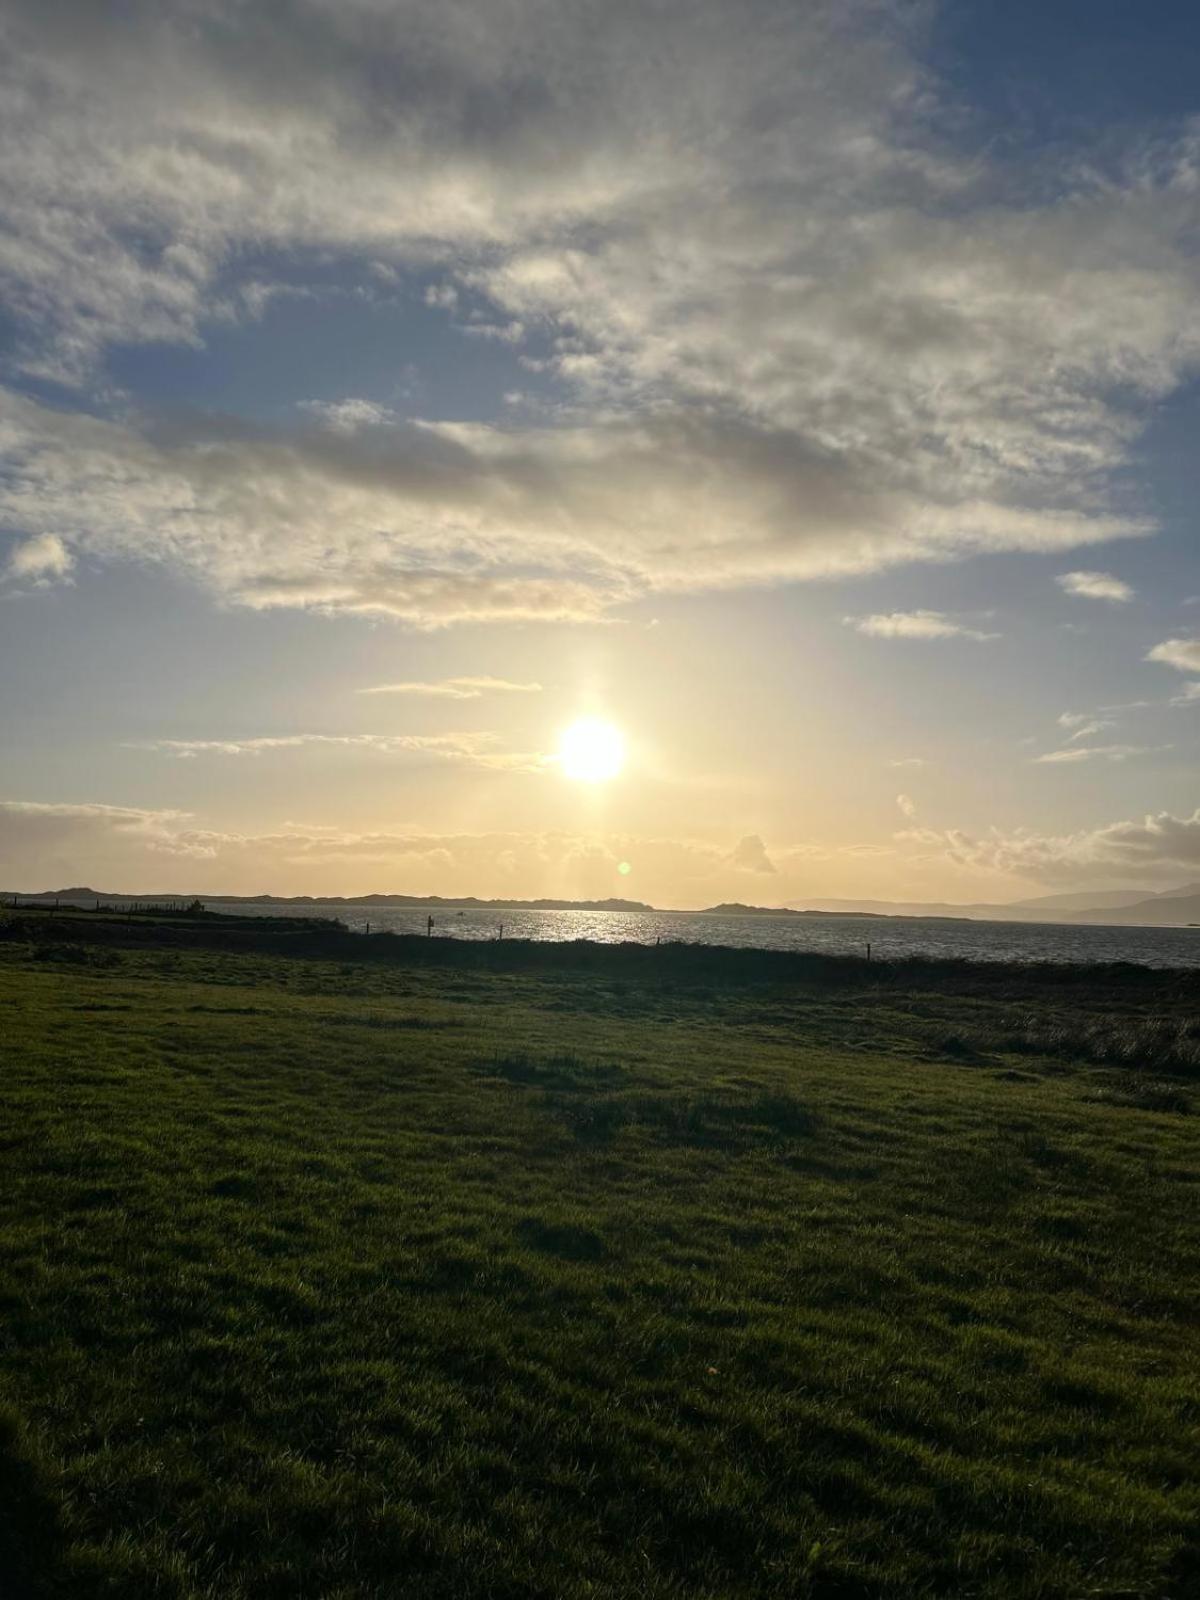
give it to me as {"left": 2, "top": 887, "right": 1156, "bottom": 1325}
{"left": 4, "top": 902, "right": 1199, "bottom": 987}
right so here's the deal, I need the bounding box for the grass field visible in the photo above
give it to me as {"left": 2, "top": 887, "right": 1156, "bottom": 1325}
{"left": 0, "top": 911, "right": 1197, "bottom": 1598}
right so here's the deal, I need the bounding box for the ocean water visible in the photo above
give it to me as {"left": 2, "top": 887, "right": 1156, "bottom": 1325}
{"left": 199, "top": 902, "right": 1200, "bottom": 969}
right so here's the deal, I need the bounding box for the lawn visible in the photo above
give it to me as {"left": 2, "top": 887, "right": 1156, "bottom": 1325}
{"left": 0, "top": 913, "right": 1197, "bottom": 1597}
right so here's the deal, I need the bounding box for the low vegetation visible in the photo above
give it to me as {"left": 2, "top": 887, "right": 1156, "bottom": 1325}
{"left": 0, "top": 909, "right": 1196, "bottom": 1597}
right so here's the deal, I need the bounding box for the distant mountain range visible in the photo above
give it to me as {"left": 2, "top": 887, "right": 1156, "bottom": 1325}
{"left": 7, "top": 884, "right": 1200, "bottom": 928}
{"left": 3, "top": 888, "right": 655, "bottom": 914}
{"left": 698, "top": 902, "right": 971, "bottom": 921}
{"left": 1010, "top": 889, "right": 1159, "bottom": 911}
{"left": 792, "top": 884, "right": 1200, "bottom": 927}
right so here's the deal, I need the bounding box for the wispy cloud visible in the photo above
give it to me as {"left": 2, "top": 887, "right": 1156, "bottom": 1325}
{"left": 896, "top": 793, "right": 917, "bottom": 818}
{"left": 1034, "top": 744, "right": 1158, "bottom": 765}
{"left": 127, "top": 732, "right": 546, "bottom": 772}
{"left": 1056, "top": 570, "right": 1134, "bottom": 603}
{"left": 358, "top": 677, "right": 542, "bottom": 700}
{"left": 298, "top": 399, "right": 399, "bottom": 434}
{"left": 847, "top": 611, "right": 999, "bottom": 642}
{"left": 1057, "top": 711, "right": 1117, "bottom": 743}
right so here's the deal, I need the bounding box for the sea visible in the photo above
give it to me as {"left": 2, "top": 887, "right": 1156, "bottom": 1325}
{"left": 196, "top": 902, "right": 1200, "bottom": 969}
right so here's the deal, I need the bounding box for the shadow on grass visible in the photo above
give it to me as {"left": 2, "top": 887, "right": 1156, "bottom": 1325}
{"left": 516, "top": 1217, "right": 608, "bottom": 1261}
{"left": 477, "top": 1053, "right": 627, "bottom": 1091}
{"left": 0, "top": 1408, "right": 65, "bottom": 1598}
{"left": 478, "top": 1055, "right": 821, "bottom": 1151}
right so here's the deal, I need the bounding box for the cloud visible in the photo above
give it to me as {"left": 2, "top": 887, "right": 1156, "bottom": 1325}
{"left": 847, "top": 610, "right": 999, "bottom": 642}
{"left": 6, "top": 532, "right": 73, "bottom": 582}
{"left": 1034, "top": 744, "right": 1156, "bottom": 764}
{"left": 896, "top": 793, "right": 917, "bottom": 818}
{"left": 1170, "top": 681, "right": 1200, "bottom": 705}
{"left": 889, "top": 756, "right": 928, "bottom": 769}
{"left": 0, "top": 389, "right": 1146, "bottom": 627}
{"left": 1056, "top": 712, "right": 1116, "bottom": 743}
{"left": 128, "top": 732, "right": 546, "bottom": 772}
{"left": 358, "top": 677, "right": 542, "bottom": 699}
{"left": 0, "top": 799, "right": 810, "bottom": 902}
{"left": 298, "top": 399, "right": 399, "bottom": 434}
{"left": 1056, "top": 570, "right": 1134, "bottom": 602}
{"left": 728, "top": 834, "right": 776, "bottom": 875}
{"left": 0, "top": 2, "right": 1194, "bottom": 623}
{"left": 1147, "top": 638, "right": 1200, "bottom": 674}
{"left": 0, "top": 799, "right": 184, "bottom": 833}
{"left": 0, "top": 799, "right": 205, "bottom": 873}
{"left": 900, "top": 810, "right": 1200, "bottom": 884}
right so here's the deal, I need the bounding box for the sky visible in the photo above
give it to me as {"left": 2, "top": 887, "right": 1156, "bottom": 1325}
{"left": 1, "top": 0, "right": 1198, "bottom": 906}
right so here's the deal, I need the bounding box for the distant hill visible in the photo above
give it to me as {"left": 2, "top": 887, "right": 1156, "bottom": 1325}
{"left": 10, "top": 884, "right": 1200, "bottom": 928}
{"left": 703, "top": 902, "right": 910, "bottom": 919}
{"left": 701, "top": 902, "right": 801, "bottom": 916}
{"left": 1062, "top": 890, "right": 1200, "bottom": 928}
{"left": 2, "top": 888, "right": 655, "bottom": 914}
{"left": 798, "top": 897, "right": 1047, "bottom": 921}
{"left": 797, "top": 885, "right": 1200, "bottom": 927}
{"left": 1011, "top": 889, "right": 1157, "bottom": 912}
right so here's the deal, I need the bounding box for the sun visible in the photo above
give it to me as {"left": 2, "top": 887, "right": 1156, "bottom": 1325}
{"left": 558, "top": 717, "right": 625, "bottom": 782}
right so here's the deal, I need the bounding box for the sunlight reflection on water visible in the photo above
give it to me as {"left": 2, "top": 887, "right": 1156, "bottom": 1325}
{"left": 200, "top": 904, "right": 1200, "bottom": 968}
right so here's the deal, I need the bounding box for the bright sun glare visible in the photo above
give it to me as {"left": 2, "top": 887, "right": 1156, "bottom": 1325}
{"left": 558, "top": 718, "right": 625, "bottom": 782}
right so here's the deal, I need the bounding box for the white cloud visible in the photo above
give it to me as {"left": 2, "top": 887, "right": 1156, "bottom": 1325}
{"left": 358, "top": 676, "right": 542, "bottom": 699}
{"left": 1148, "top": 637, "right": 1200, "bottom": 674}
{"left": 0, "top": 799, "right": 183, "bottom": 832}
{"left": 298, "top": 399, "right": 398, "bottom": 434}
{"left": 6, "top": 532, "right": 73, "bottom": 582}
{"left": 901, "top": 810, "right": 1200, "bottom": 884}
{"left": 1170, "top": 681, "right": 1200, "bottom": 705}
{"left": 1034, "top": 744, "right": 1156, "bottom": 765}
{"left": 0, "top": 2, "right": 1194, "bottom": 622}
{"left": 0, "top": 799, "right": 817, "bottom": 903}
{"left": 459, "top": 318, "right": 525, "bottom": 344}
{"left": 847, "top": 610, "right": 999, "bottom": 642}
{"left": 1056, "top": 570, "right": 1134, "bottom": 602}
{"left": 0, "top": 799, "right": 207, "bottom": 871}
{"left": 1056, "top": 712, "right": 1116, "bottom": 743}
{"left": 896, "top": 793, "right": 917, "bottom": 818}
{"left": 889, "top": 756, "right": 928, "bottom": 769}
{"left": 727, "top": 834, "right": 776, "bottom": 875}
{"left": 0, "top": 388, "right": 1147, "bottom": 627}
{"left": 127, "top": 731, "right": 546, "bottom": 772}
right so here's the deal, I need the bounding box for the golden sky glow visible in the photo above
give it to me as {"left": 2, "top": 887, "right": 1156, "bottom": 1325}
{"left": 1, "top": 2, "right": 1199, "bottom": 907}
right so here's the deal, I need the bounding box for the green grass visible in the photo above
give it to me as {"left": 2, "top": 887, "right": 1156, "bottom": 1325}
{"left": 0, "top": 916, "right": 1197, "bottom": 1597}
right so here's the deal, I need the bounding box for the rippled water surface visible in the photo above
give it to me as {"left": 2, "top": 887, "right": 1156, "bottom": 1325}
{"left": 201, "top": 903, "right": 1200, "bottom": 968}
